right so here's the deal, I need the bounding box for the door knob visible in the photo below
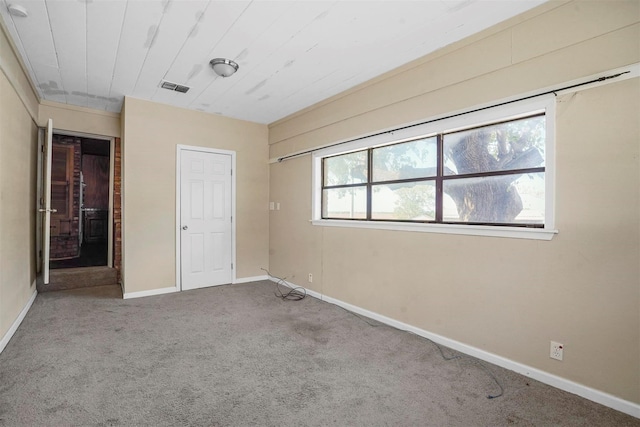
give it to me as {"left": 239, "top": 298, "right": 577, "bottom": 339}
{"left": 182, "top": 225, "right": 188, "bottom": 230}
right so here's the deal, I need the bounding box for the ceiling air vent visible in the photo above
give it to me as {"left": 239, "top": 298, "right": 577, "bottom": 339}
{"left": 160, "top": 80, "right": 190, "bottom": 93}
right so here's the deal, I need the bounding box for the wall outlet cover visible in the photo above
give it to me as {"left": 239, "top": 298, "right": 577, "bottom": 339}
{"left": 550, "top": 341, "right": 564, "bottom": 361}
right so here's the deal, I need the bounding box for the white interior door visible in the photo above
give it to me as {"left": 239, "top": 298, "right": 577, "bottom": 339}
{"left": 40, "top": 119, "right": 53, "bottom": 284}
{"left": 180, "top": 149, "right": 232, "bottom": 290}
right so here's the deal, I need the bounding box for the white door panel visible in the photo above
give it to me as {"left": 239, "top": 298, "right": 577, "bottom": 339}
{"left": 180, "top": 149, "right": 232, "bottom": 290}
{"left": 41, "top": 119, "right": 53, "bottom": 284}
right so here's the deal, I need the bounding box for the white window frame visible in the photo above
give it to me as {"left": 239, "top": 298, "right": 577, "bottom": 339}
{"left": 311, "top": 96, "right": 557, "bottom": 240}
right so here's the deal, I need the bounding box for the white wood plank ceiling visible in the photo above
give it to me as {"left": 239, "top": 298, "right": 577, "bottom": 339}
{"left": 0, "top": 0, "right": 546, "bottom": 124}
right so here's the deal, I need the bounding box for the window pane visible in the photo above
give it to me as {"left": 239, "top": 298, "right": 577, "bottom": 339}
{"left": 323, "top": 151, "right": 368, "bottom": 186}
{"left": 371, "top": 182, "right": 435, "bottom": 221}
{"left": 443, "top": 172, "right": 544, "bottom": 224}
{"left": 323, "top": 187, "right": 367, "bottom": 219}
{"left": 444, "top": 115, "right": 545, "bottom": 175}
{"left": 372, "top": 137, "right": 437, "bottom": 182}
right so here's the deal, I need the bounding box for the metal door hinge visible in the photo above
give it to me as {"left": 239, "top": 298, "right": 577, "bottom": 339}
{"left": 231, "top": 263, "right": 234, "bottom": 269}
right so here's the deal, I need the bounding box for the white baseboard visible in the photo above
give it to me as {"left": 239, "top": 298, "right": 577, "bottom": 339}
{"left": 123, "top": 286, "right": 178, "bottom": 300}
{"left": 234, "top": 275, "right": 269, "bottom": 284}
{"left": 122, "top": 276, "right": 269, "bottom": 299}
{"left": 0, "top": 287, "right": 37, "bottom": 355}
{"left": 269, "top": 278, "right": 640, "bottom": 419}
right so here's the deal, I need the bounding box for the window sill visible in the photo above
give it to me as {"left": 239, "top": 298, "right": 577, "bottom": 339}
{"left": 311, "top": 219, "right": 557, "bottom": 240}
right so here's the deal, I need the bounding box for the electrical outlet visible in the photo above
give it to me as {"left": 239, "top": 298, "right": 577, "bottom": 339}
{"left": 550, "top": 341, "right": 564, "bottom": 361}
{"left": 308, "top": 273, "right": 313, "bottom": 283}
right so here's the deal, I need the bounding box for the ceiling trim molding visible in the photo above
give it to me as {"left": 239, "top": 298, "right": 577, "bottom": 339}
{"left": 40, "top": 100, "right": 121, "bottom": 118}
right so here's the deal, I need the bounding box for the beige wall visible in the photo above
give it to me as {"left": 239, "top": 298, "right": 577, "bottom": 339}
{"left": 38, "top": 101, "right": 120, "bottom": 138}
{"left": 0, "top": 66, "right": 38, "bottom": 341}
{"left": 268, "top": 0, "right": 640, "bottom": 404}
{"left": 121, "top": 97, "right": 269, "bottom": 294}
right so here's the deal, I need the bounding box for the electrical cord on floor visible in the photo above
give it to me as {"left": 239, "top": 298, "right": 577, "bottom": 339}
{"left": 258, "top": 271, "right": 502, "bottom": 398}
{"left": 261, "top": 268, "right": 306, "bottom": 301}
{"left": 477, "top": 362, "right": 505, "bottom": 399}
{"left": 334, "top": 303, "right": 504, "bottom": 399}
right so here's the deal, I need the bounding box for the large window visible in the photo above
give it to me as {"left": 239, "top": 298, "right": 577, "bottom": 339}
{"left": 313, "top": 98, "right": 556, "bottom": 240}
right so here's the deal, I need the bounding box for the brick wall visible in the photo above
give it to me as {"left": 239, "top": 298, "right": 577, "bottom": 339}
{"left": 113, "top": 137, "right": 122, "bottom": 277}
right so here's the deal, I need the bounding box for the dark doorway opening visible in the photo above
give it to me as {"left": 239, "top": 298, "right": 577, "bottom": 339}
{"left": 49, "top": 135, "right": 110, "bottom": 270}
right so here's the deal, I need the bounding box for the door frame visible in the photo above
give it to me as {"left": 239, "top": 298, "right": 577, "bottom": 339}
{"left": 36, "top": 128, "right": 115, "bottom": 270}
{"left": 175, "top": 144, "right": 237, "bottom": 292}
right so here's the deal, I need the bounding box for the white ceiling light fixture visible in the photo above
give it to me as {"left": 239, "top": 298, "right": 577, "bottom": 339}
{"left": 7, "top": 4, "right": 28, "bottom": 17}
{"left": 209, "top": 58, "right": 239, "bottom": 78}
